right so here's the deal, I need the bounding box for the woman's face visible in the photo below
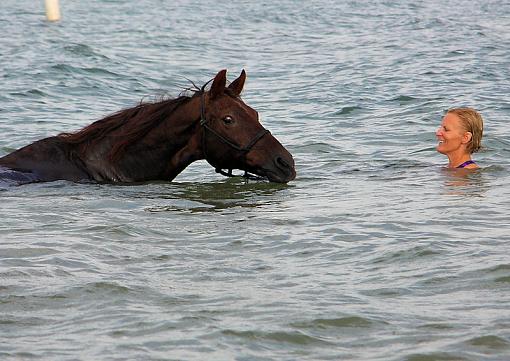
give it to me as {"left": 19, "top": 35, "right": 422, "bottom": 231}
{"left": 436, "top": 113, "right": 469, "bottom": 155}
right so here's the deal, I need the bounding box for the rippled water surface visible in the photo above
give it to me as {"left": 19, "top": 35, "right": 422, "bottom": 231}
{"left": 1, "top": 1, "right": 510, "bottom": 360}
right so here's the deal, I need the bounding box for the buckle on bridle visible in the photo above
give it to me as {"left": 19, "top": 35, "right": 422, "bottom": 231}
{"left": 215, "top": 168, "right": 264, "bottom": 180}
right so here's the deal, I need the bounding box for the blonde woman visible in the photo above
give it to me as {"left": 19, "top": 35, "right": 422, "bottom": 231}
{"left": 435, "top": 108, "right": 484, "bottom": 169}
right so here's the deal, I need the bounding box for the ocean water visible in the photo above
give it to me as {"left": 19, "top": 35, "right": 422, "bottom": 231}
{"left": 1, "top": 1, "right": 510, "bottom": 360}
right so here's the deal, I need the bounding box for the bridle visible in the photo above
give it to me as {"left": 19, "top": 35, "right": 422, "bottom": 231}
{"left": 199, "top": 83, "right": 269, "bottom": 178}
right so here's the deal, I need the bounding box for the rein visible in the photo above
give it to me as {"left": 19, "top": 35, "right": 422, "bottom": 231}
{"left": 199, "top": 83, "right": 269, "bottom": 179}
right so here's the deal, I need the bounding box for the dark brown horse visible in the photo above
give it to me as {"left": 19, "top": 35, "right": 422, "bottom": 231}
{"left": 0, "top": 69, "right": 296, "bottom": 185}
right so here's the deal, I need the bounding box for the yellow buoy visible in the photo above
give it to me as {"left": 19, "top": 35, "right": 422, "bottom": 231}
{"left": 45, "top": 0, "right": 61, "bottom": 22}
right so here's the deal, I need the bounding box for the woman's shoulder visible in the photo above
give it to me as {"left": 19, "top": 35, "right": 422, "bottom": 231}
{"left": 454, "top": 159, "right": 478, "bottom": 169}
{"left": 463, "top": 162, "right": 479, "bottom": 169}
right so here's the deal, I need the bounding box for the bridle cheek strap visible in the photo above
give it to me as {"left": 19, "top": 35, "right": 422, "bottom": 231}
{"left": 202, "top": 124, "right": 269, "bottom": 153}
{"left": 199, "top": 88, "right": 270, "bottom": 178}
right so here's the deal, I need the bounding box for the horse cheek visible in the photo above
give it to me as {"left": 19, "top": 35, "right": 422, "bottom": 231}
{"left": 244, "top": 148, "right": 267, "bottom": 170}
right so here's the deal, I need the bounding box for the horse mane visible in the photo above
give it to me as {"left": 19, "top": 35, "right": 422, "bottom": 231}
{"left": 58, "top": 92, "right": 200, "bottom": 160}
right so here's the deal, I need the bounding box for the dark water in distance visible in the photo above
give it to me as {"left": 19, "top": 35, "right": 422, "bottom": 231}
{"left": 1, "top": 1, "right": 510, "bottom": 360}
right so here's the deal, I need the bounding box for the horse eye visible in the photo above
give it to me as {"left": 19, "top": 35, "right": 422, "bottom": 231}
{"left": 223, "top": 116, "right": 234, "bottom": 125}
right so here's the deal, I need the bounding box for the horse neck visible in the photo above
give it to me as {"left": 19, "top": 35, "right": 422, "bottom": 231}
{"left": 150, "top": 95, "right": 203, "bottom": 147}
{"left": 118, "top": 95, "right": 205, "bottom": 181}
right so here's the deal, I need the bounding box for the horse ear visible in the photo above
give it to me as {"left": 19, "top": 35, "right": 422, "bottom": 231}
{"left": 228, "top": 69, "right": 246, "bottom": 96}
{"left": 210, "top": 69, "right": 227, "bottom": 99}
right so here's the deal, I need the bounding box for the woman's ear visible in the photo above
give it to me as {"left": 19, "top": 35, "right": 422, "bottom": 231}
{"left": 462, "top": 131, "right": 473, "bottom": 144}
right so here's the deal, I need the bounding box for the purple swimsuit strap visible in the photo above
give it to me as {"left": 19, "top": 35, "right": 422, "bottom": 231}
{"left": 456, "top": 160, "right": 476, "bottom": 168}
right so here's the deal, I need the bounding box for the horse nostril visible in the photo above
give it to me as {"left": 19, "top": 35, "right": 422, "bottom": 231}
{"left": 275, "top": 156, "right": 291, "bottom": 170}
{"left": 269, "top": 155, "right": 296, "bottom": 182}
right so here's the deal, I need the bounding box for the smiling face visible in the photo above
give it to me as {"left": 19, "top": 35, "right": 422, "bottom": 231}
{"left": 435, "top": 112, "right": 472, "bottom": 156}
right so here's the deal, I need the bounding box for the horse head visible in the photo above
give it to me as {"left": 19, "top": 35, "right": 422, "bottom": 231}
{"left": 200, "top": 70, "right": 296, "bottom": 183}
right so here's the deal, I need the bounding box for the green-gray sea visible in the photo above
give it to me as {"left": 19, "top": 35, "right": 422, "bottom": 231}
{"left": 1, "top": 1, "right": 510, "bottom": 360}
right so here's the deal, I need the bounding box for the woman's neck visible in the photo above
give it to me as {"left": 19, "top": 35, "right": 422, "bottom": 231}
{"left": 447, "top": 151, "right": 473, "bottom": 168}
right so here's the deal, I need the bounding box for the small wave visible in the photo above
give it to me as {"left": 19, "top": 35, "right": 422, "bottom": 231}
{"left": 51, "top": 63, "right": 120, "bottom": 77}
{"left": 418, "top": 323, "right": 457, "bottom": 330}
{"left": 466, "top": 335, "right": 510, "bottom": 349}
{"left": 446, "top": 50, "right": 466, "bottom": 57}
{"left": 8, "top": 89, "right": 47, "bottom": 98}
{"left": 361, "top": 287, "right": 411, "bottom": 297}
{"left": 334, "top": 105, "right": 363, "bottom": 115}
{"left": 293, "top": 141, "right": 339, "bottom": 154}
{"left": 388, "top": 95, "right": 418, "bottom": 104}
{"left": 145, "top": 204, "right": 216, "bottom": 213}
{"left": 51, "top": 63, "right": 78, "bottom": 73}
{"left": 292, "top": 315, "right": 385, "bottom": 329}
{"left": 467, "top": 263, "right": 510, "bottom": 285}
{"left": 371, "top": 245, "right": 441, "bottom": 265}
{"left": 109, "top": 320, "right": 178, "bottom": 338}
{"left": 64, "top": 43, "right": 110, "bottom": 60}
{"left": 404, "top": 352, "right": 469, "bottom": 361}
{"left": 1, "top": 247, "right": 59, "bottom": 259}
{"left": 486, "top": 264, "right": 510, "bottom": 273}
{"left": 81, "top": 281, "right": 131, "bottom": 294}
{"left": 222, "top": 329, "right": 330, "bottom": 345}
{"left": 1, "top": 352, "right": 38, "bottom": 360}
{"left": 487, "top": 264, "right": 510, "bottom": 280}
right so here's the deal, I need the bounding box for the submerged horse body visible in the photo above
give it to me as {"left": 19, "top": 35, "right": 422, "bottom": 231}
{"left": 0, "top": 70, "right": 296, "bottom": 185}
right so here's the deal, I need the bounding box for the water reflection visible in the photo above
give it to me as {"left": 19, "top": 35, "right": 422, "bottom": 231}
{"left": 145, "top": 177, "right": 290, "bottom": 213}
{"left": 441, "top": 167, "right": 489, "bottom": 197}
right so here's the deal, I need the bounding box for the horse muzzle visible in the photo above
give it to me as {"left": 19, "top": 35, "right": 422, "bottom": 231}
{"left": 245, "top": 149, "right": 296, "bottom": 183}
{"left": 264, "top": 154, "right": 296, "bottom": 183}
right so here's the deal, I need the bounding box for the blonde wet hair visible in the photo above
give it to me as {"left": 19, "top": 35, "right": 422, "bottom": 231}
{"left": 447, "top": 107, "right": 484, "bottom": 153}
